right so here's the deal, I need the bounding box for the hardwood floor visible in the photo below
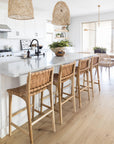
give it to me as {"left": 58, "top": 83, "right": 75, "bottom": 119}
{"left": 1, "top": 67, "right": 114, "bottom": 144}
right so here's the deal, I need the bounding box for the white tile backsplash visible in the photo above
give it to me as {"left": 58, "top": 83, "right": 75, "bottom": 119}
{"left": 0, "top": 39, "right": 20, "bottom": 52}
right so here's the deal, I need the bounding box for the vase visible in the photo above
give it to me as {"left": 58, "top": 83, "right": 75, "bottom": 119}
{"left": 50, "top": 47, "right": 65, "bottom": 56}
{"left": 50, "top": 47, "right": 65, "bottom": 53}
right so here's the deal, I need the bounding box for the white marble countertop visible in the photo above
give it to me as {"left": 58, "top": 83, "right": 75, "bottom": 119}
{"left": 0, "top": 52, "right": 94, "bottom": 77}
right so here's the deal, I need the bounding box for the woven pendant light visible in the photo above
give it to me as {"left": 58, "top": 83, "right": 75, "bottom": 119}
{"left": 8, "top": 0, "right": 34, "bottom": 20}
{"left": 52, "top": 1, "right": 70, "bottom": 26}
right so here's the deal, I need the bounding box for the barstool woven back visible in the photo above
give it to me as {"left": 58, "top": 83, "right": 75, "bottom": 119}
{"left": 92, "top": 56, "right": 99, "bottom": 67}
{"left": 27, "top": 68, "right": 53, "bottom": 96}
{"left": 59, "top": 62, "right": 75, "bottom": 82}
{"left": 78, "top": 58, "right": 90, "bottom": 72}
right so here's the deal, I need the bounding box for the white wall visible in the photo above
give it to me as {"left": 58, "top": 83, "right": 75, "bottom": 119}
{"left": 0, "top": 1, "right": 51, "bottom": 52}
{"left": 69, "top": 12, "right": 114, "bottom": 52}
{"left": 112, "top": 21, "right": 114, "bottom": 52}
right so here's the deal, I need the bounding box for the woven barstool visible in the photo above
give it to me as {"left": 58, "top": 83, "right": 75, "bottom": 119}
{"left": 53, "top": 61, "right": 76, "bottom": 124}
{"left": 83, "top": 56, "right": 100, "bottom": 97}
{"left": 91, "top": 56, "right": 101, "bottom": 92}
{"left": 7, "top": 68, "right": 56, "bottom": 144}
{"left": 75, "top": 58, "right": 90, "bottom": 108}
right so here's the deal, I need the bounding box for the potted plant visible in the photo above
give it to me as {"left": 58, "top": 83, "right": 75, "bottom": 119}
{"left": 93, "top": 47, "right": 106, "bottom": 53}
{"left": 49, "top": 40, "right": 72, "bottom": 55}
{"left": 56, "top": 33, "right": 61, "bottom": 38}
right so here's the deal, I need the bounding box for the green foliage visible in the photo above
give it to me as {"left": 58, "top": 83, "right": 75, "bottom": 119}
{"left": 49, "top": 40, "right": 72, "bottom": 49}
{"left": 56, "top": 33, "right": 61, "bottom": 36}
{"left": 66, "top": 25, "right": 69, "bottom": 31}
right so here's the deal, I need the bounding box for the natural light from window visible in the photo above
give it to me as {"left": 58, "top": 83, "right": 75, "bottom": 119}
{"left": 83, "top": 21, "right": 112, "bottom": 53}
{"left": 96, "top": 21, "right": 112, "bottom": 52}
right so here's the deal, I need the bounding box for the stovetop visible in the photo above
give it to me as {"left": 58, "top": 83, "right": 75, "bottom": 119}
{"left": 0, "top": 51, "right": 13, "bottom": 58}
{"left": 0, "top": 50, "right": 12, "bottom": 53}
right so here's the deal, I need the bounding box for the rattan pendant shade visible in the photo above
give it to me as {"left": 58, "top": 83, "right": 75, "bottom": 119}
{"left": 52, "top": 1, "right": 70, "bottom": 26}
{"left": 8, "top": 0, "right": 34, "bottom": 20}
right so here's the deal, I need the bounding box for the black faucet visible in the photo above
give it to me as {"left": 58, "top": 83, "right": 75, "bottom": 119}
{"left": 30, "top": 39, "right": 40, "bottom": 56}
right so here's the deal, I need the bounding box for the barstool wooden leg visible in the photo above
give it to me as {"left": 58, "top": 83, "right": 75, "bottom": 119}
{"left": 77, "top": 74, "right": 81, "bottom": 108}
{"left": 40, "top": 92, "right": 43, "bottom": 113}
{"left": 90, "top": 69, "right": 94, "bottom": 97}
{"left": 55, "top": 88, "right": 58, "bottom": 104}
{"left": 86, "top": 71, "right": 90, "bottom": 101}
{"left": 76, "top": 77, "right": 78, "bottom": 93}
{"left": 26, "top": 99, "right": 33, "bottom": 144}
{"left": 96, "top": 66, "right": 101, "bottom": 91}
{"left": 83, "top": 73, "right": 86, "bottom": 86}
{"left": 49, "top": 86, "right": 56, "bottom": 132}
{"left": 61, "top": 83, "right": 63, "bottom": 99}
{"left": 32, "top": 96, "right": 35, "bottom": 121}
{"left": 58, "top": 84, "right": 63, "bottom": 124}
{"left": 9, "top": 94, "right": 12, "bottom": 136}
{"left": 71, "top": 76, "right": 76, "bottom": 112}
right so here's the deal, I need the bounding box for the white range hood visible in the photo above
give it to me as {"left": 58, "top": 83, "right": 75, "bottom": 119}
{"left": 0, "top": 24, "right": 11, "bottom": 32}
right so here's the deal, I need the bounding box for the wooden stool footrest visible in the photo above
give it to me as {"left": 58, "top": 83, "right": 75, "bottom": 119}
{"left": 84, "top": 80, "right": 92, "bottom": 83}
{"left": 63, "top": 92, "right": 71, "bottom": 96}
{"left": 42, "top": 103, "right": 51, "bottom": 109}
{"left": 62, "top": 95, "right": 74, "bottom": 105}
{"left": 34, "top": 109, "right": 51, "bottom": 119}
{"left": 80, "top": 84, "right": 88, "bottom": 87}
{"left": 80, "top": 86, "right": 89, "bottom": 92}
{"left": 63, "top": 84, "right": 71, "bottom": 89}
{"left": 34, "top": 109, "right": 41, "bottom": 113}
{"left": 12, "top": 104, "right": 33, "bottom": 117}
{"left": 11, "top": 122, "right": 29, "bottom": 136}
{"left": 32, "top": 110, "right": 53, "bottom": 126}
{"left": 62, "top": 97, "right": 72, "bottom": 102}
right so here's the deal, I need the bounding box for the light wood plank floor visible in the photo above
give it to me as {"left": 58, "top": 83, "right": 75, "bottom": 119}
{"left": 1, "top": 67, "right": 114, "bottom": 144}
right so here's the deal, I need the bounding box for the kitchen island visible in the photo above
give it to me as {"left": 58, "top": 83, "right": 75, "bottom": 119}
{"left": 0, "top": 52, "right": 94, "bottom": 138}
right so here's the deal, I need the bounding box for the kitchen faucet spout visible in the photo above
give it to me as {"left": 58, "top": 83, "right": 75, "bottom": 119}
{"left": 30, "top": 39, "right": 40, "bottom": 56}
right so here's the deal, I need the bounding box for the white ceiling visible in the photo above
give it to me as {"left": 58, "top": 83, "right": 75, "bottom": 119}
{"left": 2, "top": 0, "right": 114, "bottom": 17}
{"left": 33, "top": 0, "right": 114, "bottom": 17}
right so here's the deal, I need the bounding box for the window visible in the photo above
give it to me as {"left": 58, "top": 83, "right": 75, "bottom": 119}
{"left": 83, "top": 21, "right": 112, "bottom": 52}
{"left": 83, "top": 23, "right": 96, "bottom": 52}
{"left": 96, "top": 21, "right": 112, "bottom": 52}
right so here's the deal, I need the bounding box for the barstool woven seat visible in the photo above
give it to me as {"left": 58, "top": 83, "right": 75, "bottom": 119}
{"left": 75, "top": 58, "right": 90, "bottom": 108}
{"left": 7, "top": 68, "right": 56, "bottom": 144}
{"left": 53, "top": 61, "right": 76, "bottom": 124}
{"left": 7, "top": 85, "right": 27, "bottom": 99}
